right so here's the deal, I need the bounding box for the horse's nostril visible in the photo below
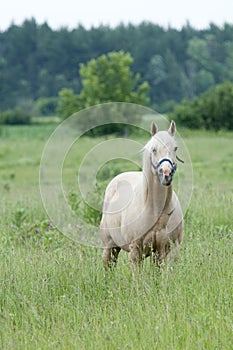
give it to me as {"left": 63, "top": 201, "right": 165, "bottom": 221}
{"left": 163, "top": 168, "right": 171, "bottom": 176}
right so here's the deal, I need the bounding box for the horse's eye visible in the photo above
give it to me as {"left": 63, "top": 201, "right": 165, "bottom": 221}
{"left": 152, "top": 148, "right": 157, "bottom": 154}
{"left": 174, "top": 146, "right": 178, "bottom": 152}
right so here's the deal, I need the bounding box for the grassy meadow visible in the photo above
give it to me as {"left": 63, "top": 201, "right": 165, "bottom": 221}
{"left": 0, "top": 124, "right": 232, "bottom": 349}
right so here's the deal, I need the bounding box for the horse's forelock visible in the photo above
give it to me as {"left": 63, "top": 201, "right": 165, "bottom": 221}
{"left": 143, "top": 137, "right": 155, "bottom": 153}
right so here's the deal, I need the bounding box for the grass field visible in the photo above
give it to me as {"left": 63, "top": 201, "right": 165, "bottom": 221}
{"left": 0, "top": 124, "right": 232, "bottom": 349}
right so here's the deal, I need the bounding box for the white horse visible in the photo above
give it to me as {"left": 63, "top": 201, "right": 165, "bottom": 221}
{"left": 100, "top": 121, "right": 183, "bottom": 275}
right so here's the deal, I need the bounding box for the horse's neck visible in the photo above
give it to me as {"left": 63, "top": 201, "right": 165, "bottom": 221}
{"left": 143, "top": 172, "right": 171, "bottom": 211}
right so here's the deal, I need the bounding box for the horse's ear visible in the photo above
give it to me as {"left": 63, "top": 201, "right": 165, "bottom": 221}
{"left": 151, "top": 122, "right": 158, "bottom": 136}
{"left": 168, "top": 120, "right": 176, "bottom": 136}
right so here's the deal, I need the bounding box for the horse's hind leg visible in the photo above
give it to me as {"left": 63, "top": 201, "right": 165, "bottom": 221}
{"left": 112, "top": 247, "right": 121, "bottom": 267}
{"left": 166, "top": 239, "right": 180, "bottom": 264}
{"left": 102, "top": 247, "right": 111, "bottom": 271}
{"left": 166, "top": 226, "right": 183, "bottom": 264}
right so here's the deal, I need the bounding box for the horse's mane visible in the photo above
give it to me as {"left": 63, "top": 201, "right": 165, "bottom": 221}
{"left": 142, "top": 140, "right": 153, "bottom": 176}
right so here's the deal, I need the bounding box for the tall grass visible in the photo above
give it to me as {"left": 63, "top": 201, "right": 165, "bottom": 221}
{"left": 0, "top": 125, "right": 232, "bottom": 349}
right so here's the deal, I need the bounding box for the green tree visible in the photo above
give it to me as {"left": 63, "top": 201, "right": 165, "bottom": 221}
{"left": 187, "top": 38, "right": 209, "bottom": 69}
{"left": 186, "top": 38, "right": 212, "bottom": 96}
{"left": 57, "top": 51, "right": 150, "bottom": 119}
{"left": 78, "top": 51, "right": 150, "bottom": 108}
{"left": 225, "top": 41, "right": 233, "bottom": 80}
{"left": 194, "top": 69, "right": 215, "bottom": 94}
{"left": 215, "top": 81, "right": 233, "bottom": 130}
{"left": 56, "top": 89, "right": 81, "bottom": 119}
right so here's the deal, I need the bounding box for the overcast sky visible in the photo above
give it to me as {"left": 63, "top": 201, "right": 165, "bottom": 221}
{"left": 1, "top": 0, "right": 233, "bottom": 31}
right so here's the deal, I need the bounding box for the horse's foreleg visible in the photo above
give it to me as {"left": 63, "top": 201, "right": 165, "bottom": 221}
{"left": 129, "top": 240, "right": 143, "bottom": 278}
{"left": 154, "top": 229, "right": 168, "bottom": 267}
{"left": 102, "top": 247, "right": 121, "bottom": 271}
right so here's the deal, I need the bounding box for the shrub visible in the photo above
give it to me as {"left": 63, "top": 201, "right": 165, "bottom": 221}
{"left": 68, "top": 190, "right": 102, "bottom": 226}
{"left": 0, "top": 107, "right": 31, "bottom": 125}
{"left": 171, "top": 81, "right": 233, "bottom": 130}
{"left": 35, "top": 97, "right": 58, "bottom": 116}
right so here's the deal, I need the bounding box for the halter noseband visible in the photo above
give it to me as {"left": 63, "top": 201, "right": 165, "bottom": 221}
{"left": 150, "top": 155, "right": 177, "bottom": 176}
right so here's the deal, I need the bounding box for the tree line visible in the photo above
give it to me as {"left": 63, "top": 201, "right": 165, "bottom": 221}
{"left": 1, "top": 19, "right": 233, "bottom": 130}
{"left": 1, "top": 19, "right": 233, "bottom": 110}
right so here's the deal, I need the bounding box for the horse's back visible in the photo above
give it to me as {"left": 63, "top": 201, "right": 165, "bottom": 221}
{"left": 102, "top": 171, "right": 142, "bottom": 211}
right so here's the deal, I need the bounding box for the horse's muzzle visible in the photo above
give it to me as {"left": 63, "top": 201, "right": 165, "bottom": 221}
{"left": 158, "top": 164, "right": 174, "bottom": 186}
{"left": 151, "top": 156, "right": 177, "bottom": 186}
{"left": 164, "top": 175, "right": 173, "bottom": 186}
{"left": 159, "top": 172, "right": 173, "bottom": 186}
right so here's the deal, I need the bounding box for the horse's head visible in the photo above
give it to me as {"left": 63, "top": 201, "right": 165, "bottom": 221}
{"left": 146, "top": 120, "right": 180, "bottom": 186}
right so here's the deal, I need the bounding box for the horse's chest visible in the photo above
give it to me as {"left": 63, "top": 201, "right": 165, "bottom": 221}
{"left": 142, "top": 211, "right": 170, "bottom": 256}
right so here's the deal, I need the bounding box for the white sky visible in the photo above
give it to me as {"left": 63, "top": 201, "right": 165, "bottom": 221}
{"left": 1, "top": 0, "right": 233, "bottom": 31}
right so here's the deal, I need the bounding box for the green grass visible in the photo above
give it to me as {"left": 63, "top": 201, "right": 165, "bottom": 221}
{"left": 0, "top": 124, "right": 232, "bottom": 349}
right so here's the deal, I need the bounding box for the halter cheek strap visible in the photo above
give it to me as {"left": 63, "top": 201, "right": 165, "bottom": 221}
{"left": 150, "top": 155, "right": 177, "bottom": 175}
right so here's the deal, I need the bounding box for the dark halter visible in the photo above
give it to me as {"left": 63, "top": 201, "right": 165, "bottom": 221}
{"left": 176, "top": 155, "right": 184, "bottom": 164}
{"left": 150, "top": 155, "right": 177, "bottom": 176}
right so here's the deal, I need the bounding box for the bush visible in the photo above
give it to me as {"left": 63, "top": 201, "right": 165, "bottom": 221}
{"left": 171, "top": 81, "right": 233, "bottom": 130}
{"left": 172, "top": 99, "right": 204, "bottom": 129}
{"left": 68, "top": 190, "right": 102, "bottom": 226}
{"left": 35, "top": 97, "right": 58, "bottom": 116}
{"left": 0, "top": 107, "right": 31, "bottom": 125}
